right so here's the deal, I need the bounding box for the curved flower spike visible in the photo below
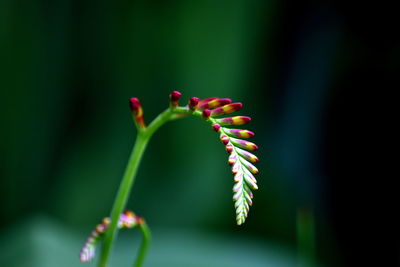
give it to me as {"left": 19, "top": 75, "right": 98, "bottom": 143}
{"left": 196, "top": 97, "right": 259, "bottom": 225}
{"left": 80, "top": 210, "right": 144, "bottom": 263}
{"left": 97, "top": 92, "right": 259, "bottom": 267}
{"left": 127, "top": 93, "right": 259, "bottom": 226}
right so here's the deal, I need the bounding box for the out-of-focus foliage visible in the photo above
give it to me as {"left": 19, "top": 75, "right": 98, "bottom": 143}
{"left": 0, "top": 216, "right": 297, "bottom": 266}
{"left": 2, "top": 0, "right": 397, "bottom": 266}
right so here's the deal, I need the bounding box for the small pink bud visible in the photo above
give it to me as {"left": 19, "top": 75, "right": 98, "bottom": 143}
{"left": 210, "top": 103, "right": 242, "bottom": 117}
{"left": 228, "top": 153, "right": 237, "bottom": 165}
{"left": 129, "top": 97, "right": 141, "bottom": 113}
{"left": 188, "top": 97, "right": 199, "bottom": 110}
{"left": 129, "top": 98, "right": 145, "bottom": 128}
{"left": 235, "top": 147, "right": 259, "bottom": 163}
{"left": 232, "top": 161, "right": 241, "bottom": 174}
{"left": 215, "top": 116, "right": 251, "bottom": 126}
{"left": 169, "top": 91, "right": 182, "bottom": 107}
{"left": 212, "top": 124, "right": 221, "bottom": 132}
{"left": 224, "top": 128, "right": 254, "bottom": 138}
{"left": 202, "top": 109, "right": 211, "bottom": 119}
{"left": 241, "top": 159, "right": 259, "bottom": 174}
{"left": 199, "top": 98, "right": 232, "bottom": 110}
{"left": 225, "top": 143, "right": 234, "bottom": 153}
{"left": 198, "top": 97, "right": 218, "bottom": 106}
{"left": 230, "top": 138, "right": 258, "bottom": 151}
{"left": 220, "top": 134, "right": 229, "bottom": 145}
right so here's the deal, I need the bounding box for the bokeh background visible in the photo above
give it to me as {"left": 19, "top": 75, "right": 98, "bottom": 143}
{"left": 1, "top": 0, "right": 398, "bottom": 266}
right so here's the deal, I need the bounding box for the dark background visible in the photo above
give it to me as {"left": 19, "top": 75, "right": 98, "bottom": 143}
{"left": 1, "top": 0, "right": 398, "bottom": 266}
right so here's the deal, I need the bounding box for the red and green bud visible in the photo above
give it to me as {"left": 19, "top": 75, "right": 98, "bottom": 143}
{"left": 244, "top": 192, "right": 253, "bottom": 206}
{"left": 229, "top": 137, "right": 258, "bottom": 151}
{"left": 241, "top": 159, "right": 259, "bottom": 174}
{"left": 235, "top": 147, "right": 259, "bottom": 163}
{"left": 244, "top": 184, "right": 254, "bottom": 198}
{"left": 199, "top": 98, "right": 232, "bottom": 110}
{"left": 220, "top": 134, "right": 229, "bottom": 145}
{"left": 223, "top": 128, "right": 254, "bottom": 138}
{"left": 215, "top": 116, "right": 251, "bottom": 126}
{"left": 210, "top": 103, "right": 242, "bottom": 117}
{"left": 212, "top": 124, "right": 221, "bottom": 132}
{"left": 129, "top": 97, "right": 145, "bottom": 128}
{"left": 242, "top": 167, "right": 258, "bottom": 185}
{"left": 188, "top": 97, "right": 199, "bottom": 110}
{"left": 243, "top": 172, "right": 258, "bottom": 190}
{"left": 202, "top": 109, "right": 211, "bottom": 119}
{"left": 169, "top": 90, "right": 182, "bottom": 108}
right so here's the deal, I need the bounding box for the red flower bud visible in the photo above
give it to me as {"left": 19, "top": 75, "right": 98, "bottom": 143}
{"left": 202, "top": 109, "right": 211, "bottom": 119}
{"left": 169, "top": 91, "right": 182, "bottom": 108}
{"left": 220, "top": 134, "right": 229, "bottom": 145}
{"left": 212, "top": 124, "right": 221, "bottom": 132}
{"left": 225, "top": 143, "right": 234, "bottom": 153}
{"left": 188, "top": 97, "right": 199, "bottom": 110}
{"left": 129, "top": 97, "right": 141, "bottom": 112}
{"left": 129, "top": 97, "right": 145, "bottom": 128}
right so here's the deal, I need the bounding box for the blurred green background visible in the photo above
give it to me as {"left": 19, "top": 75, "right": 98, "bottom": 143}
{"left": 1, "top": 0, "right": 398, "bottom": 266}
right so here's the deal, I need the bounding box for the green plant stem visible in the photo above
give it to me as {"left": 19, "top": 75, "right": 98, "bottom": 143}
{"left": 99, "top": 133, "right": 149, "bottom": 267}
{"left": 99, "top": 108, "right": 185, "bottom": 267}
{"left": 134, "top": 222, "right": 151, "bottom": 267}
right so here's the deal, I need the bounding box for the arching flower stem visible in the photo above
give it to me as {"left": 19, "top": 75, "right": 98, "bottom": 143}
{"left": 99, "top": 97, "right": 257, "bottom": 266}
{"left": 99, "top": 108, "right": 199, "bottom": 267}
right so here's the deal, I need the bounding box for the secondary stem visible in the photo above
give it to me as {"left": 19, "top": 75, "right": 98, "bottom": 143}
{"left": 134, "top": 222, "right": 151, "bottom": 267}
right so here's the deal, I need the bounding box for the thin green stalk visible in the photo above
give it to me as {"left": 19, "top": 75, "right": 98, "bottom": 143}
{"left": 98, "top": 108, "right": 179, "bottom": 267}
{"left": 99, "top": 133, "right": 149, "bottom": 267}
{"left": 134, "top": 222, "right": 151, "bottom": 267}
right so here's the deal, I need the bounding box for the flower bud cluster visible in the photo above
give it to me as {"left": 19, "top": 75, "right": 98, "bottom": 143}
{"left": 177, "top": 93, "right": 259, "bottom": 225}
{"left": 127, "top": 90, "right": 259, "bottom": 226}
{"left": 79, "top": 210, "right": 144, "bottom": 262}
